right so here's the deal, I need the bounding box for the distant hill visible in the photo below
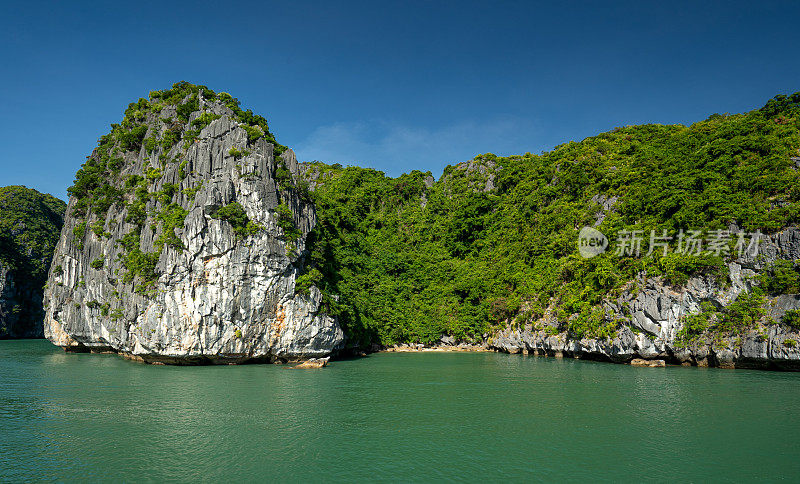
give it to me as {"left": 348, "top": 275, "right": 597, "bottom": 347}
{"left": 0, "top": 186, "right": 66, "bottom": 338}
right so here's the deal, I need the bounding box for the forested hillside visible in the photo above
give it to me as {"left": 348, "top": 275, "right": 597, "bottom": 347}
{"left": 0, "top": 186, "right": 66, "bottom": 337}
{"left": 300, "top": 93, "right": 800, "bottom": 347}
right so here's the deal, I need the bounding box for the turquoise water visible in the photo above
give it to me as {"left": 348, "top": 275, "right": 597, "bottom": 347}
{"left": 1, "top": 340, "right": 800, "bottom": 482}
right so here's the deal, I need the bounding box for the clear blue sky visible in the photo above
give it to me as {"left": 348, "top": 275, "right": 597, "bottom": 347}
{"left": 2, "top": 0, "right": 799, "bottom": 200}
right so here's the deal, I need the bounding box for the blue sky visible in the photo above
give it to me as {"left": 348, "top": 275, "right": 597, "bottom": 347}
{"left": 2, "top": 0, "right": 799, "bottom": 200}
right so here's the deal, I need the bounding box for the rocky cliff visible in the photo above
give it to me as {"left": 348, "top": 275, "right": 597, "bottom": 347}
{"left": 43, "top": 83, "right": 343, "bottom": 363}
{"left": 0, "top": 186, "right": 66, "bottom": 338}
{"left": 490, "top": 227, "right": 800, "bottom": 370}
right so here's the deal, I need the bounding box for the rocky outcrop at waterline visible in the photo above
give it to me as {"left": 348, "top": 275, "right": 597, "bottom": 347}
{"left": 43, "top": 83, "right": 344, "bottom": 363}
{"left": 0, "top": 186, "right": 66, "bottom": 339}
{"left": 490, "top": 227, "right": 800, "bottom": 370}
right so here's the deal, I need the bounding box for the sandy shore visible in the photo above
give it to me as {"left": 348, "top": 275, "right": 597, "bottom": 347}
{"left": 380, "top": 344, "right": 489, "bottom": 353}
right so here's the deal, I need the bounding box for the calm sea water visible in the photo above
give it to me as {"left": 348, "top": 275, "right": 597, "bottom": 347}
{"left": 1, "top": 340, "right": 799, "bottom": 482}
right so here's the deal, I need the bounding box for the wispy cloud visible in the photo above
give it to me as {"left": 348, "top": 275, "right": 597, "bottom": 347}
{"left": 293, "top": 117, "right": 540, "bottom": 177}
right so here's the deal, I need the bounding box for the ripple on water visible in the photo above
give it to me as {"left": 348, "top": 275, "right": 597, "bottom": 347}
{"left": 1, "top": 341, "right": 800, "bottom": 481}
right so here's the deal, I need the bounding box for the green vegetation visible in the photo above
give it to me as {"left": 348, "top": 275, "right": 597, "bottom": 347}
{"left": 117, "top": 125, "right": 147, "bottom": 152}
{"left": 0, "top": 186, "right": 66, "bottom": 281}
{"left": 178, "top": 159, "right": 189, "bottom": 179}
{"left": 760, "top": 260, "right": 800, "bottom": 294}
{"left": 86, "top": 300, "right": 111, "bottom": 317}
{"left": 90, "top": 258, "right": 105, "bottom": 270}
{"left": 295, "top": 268, "right": 323, "bottom": 296}
{"left": 176, "top": 94, "right": 199, "bottom": 122}
{"left": 657, "top": 252, "right": 728, "bottom": 286}
{"left": 160, "top": 129, "right": 180, "bottom": 151}
{"left": 144, "top": 137, "right": 157, "bottom": 154}
{"left": 90, "top": 219, "right": 107, "bottom": 238}
{"left": 782, "top": 310, "right": 800, "bottom": 331}
{"left": 63, "top": 82, "right": 288, "bottom": 289}
{"left": 675, "top": 304, "right": 715, "bottom": 347}
{"left": 671, "top": 291, "right": 769, "bottom": 348}
{"left": 67, "top": 81, "right": 284, "bottom": 226}
{"left": 72, "top": 221, "right": 87, "bottom": 250}
{"left": 145, "top": 167, "right": 162, "bottom": 181}
{"left": 243, "top": 124, "right": 263, "bottom": 142}
{"left": 274, "top": 203, "right": 300, "bottom": 241}
{"left": 211, "top": 202, "right": 263, "bottom": 238}
{"left": 228, "top": 147, "right": 250, "bottom": 159}
{"left": 191, "top": 112, "right": 221, "bottom": 129}
{"left": 155, "top": 204, "right": 188, "bottom": 250}
{"left": 183, "top": 182, "right": 203, "bottom": 201}
{"left": 301, "top": 92, "right": 800, "bottom": 347}
{"left": 0, "top": 187, "right": 66, "bottom": 337}
{"left": 274, "top": 161, "right": 294, "bottom": 189}
{"left": 121, "top": 245, "right": 160, "bottom": 292}
{"left": 110, "top": 308, "right": 124, "bottom": 321}
{"left": 718, "top": 289, "right": 766, "bottom": 334}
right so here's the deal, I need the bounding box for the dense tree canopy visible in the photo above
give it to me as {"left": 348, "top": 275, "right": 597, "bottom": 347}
{"left": 302, "top": 93, "right": 800, "bottom": 346}
{"left": 0, "top": 186, "right": 66, "bottom": 281}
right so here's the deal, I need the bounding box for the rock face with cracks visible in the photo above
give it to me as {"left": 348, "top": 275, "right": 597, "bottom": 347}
{"left": 43, "top": 86, "right": 343, "bottom": 363}
{"left": 490, "top": 227, "right": 800, "bottom": 370}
